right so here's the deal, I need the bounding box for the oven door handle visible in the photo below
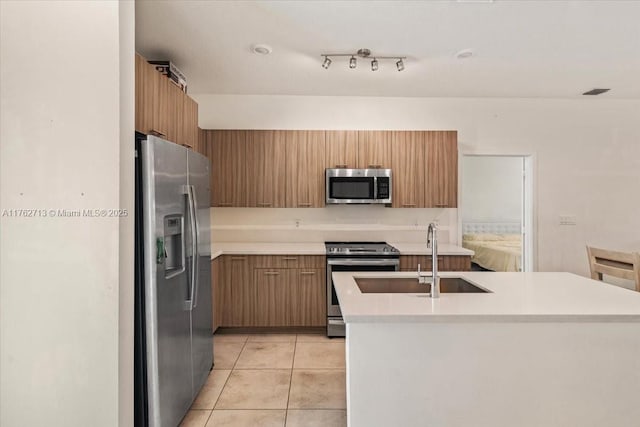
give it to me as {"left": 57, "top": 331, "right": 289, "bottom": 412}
{"left": 328, "top": 259, "right": 399, "bottom": 266}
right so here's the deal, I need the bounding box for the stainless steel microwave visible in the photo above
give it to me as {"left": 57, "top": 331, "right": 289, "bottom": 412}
{"left": 325, "top": 168, "right": 392, "bottom": 204}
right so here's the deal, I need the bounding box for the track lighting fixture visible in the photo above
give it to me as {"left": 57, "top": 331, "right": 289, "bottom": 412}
{"left": 320, "top": 48, "right": 406, "bottom": 72}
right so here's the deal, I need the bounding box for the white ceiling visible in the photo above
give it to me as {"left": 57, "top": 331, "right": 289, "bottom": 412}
{"left": 135, "top": 1, "right": 640, "bottom": 98}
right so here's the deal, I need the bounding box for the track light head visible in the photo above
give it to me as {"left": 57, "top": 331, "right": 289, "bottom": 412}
{"left": 322, "top": 56, "right": 332, "bottom": 69}
{"left": 371, "top": 58, "right": 379, "bottom": 71}
{"left": 396, "top": 59, "right": 405, "bottom": 72}
{"left": 349, "top": 56, "right": 357, "bottom": 69}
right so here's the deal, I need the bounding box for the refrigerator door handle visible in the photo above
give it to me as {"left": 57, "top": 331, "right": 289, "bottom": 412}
{"left": 190, "top": 184, "right": 200, "bottom": 309}
{"left": 185, "top": 185, "right": 197, "bottom": 311}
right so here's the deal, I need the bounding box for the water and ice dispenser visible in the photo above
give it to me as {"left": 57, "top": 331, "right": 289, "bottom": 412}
{"left": 158, "top": 215, "right": 185, "bottom": 278}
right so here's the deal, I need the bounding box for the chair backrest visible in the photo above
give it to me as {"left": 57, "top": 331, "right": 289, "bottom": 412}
{"left": 586, "top": 246, "right": 640, "bottom": 291}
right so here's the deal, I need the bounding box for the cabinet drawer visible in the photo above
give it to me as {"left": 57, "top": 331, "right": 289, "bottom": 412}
{"left": 399, "top": 255, "right": 471, "bottom": 272}
{"left": 252, "top": 255, "right": 325, "bottom": 269}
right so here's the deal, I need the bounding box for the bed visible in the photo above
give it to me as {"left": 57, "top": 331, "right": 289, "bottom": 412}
{"left": 462, "top": 222, "right": 522, "bottom": 272}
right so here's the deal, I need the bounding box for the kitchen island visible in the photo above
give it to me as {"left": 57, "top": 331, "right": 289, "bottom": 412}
{"left": 333, "top": 271, "right": 640, "bottom": 427}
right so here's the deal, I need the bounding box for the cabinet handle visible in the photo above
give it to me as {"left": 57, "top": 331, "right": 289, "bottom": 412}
{"left": 264, "top": 271, "right": 280, "bottom": 276}
{"left": 181, "top": 143, "right": 193, "bottom": 149}
{"left": 149, "top": 129, "right": 167, "bottom": 138}
{"left": 297, "top": 203, "right": 312, "bottom": 207}
{"left": 368, "top": 164, "right": 382, "bottom": 169}
{"left": 300, "top": 271, "right": 316, "bottom": 275}
{"left": 335, "top": 164, "right": 347, "bottom": 168}
{"left": 257, "top": 202, "right": 272, "bottom": 207}
{"left": 402, "top": 203, "right": 416, "bottom": 207}
{"left": 230, "top": 257, "right": 246, "bottom": 261}
{"left": 217, "top": 203, "right": 233, "bottom": 207}
{"left": 282, "top": 257, "right": 298, "bottom": 261}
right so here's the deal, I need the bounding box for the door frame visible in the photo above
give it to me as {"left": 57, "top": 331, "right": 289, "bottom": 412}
{"left": 458, "top": 152, "right": 537, "bottom": 272}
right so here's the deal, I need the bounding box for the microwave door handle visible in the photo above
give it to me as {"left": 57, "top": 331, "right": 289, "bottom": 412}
{"left": 373, "top": 176, "right": 378, "bottom": 200}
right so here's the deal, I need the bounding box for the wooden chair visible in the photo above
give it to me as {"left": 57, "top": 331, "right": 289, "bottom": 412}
{"left": 586, "top": 246, "right": 640, "bottom": 291}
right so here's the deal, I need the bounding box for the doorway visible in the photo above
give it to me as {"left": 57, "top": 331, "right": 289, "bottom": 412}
{"left": 460, "top": 155, "right": 534, "bottom": 272}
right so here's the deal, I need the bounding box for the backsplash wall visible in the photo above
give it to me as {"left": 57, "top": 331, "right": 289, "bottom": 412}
{"left": 210, "top": 207, "right": 457, "bottom": 243}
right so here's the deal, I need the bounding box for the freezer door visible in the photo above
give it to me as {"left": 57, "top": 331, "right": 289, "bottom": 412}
{"left": 142, "top": 136, "right": 193, "bottom": 427}
{"left": 187, "top": 149, "right": 213, "bottom": 396}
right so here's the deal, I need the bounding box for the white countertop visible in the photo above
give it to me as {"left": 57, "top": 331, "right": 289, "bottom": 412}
{"left": 388, "top": 242, "right": 473, "bottom": 256}
{"left": 211, "top": 242, "right": 326, "bottom": 259}
{"left": 211, "top": 241, "right": 472, "bottom": 259}
{"left": 333, "top": 271, "right": 640, "bottom": 322}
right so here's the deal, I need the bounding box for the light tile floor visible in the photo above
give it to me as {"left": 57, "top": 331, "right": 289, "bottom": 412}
{"left": 179, "top": 333, "right": 347, "bottom": 427}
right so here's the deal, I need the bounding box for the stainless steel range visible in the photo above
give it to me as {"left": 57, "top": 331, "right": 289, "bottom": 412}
{"left": 325, "top": 242, "right": 400, "bottom": 337}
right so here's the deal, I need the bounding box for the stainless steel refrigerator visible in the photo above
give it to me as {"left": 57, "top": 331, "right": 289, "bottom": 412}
{"left": 134, "top": 134, "right": 212, "bottom": 427}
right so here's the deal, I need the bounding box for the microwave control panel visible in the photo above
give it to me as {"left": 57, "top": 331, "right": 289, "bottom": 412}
{"left": 377, "top": 177, "right": 390, "bottom": 198}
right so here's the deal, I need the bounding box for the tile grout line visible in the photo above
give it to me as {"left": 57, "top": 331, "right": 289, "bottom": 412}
{"left": 283, "top": 334, "right": 299, "bottom": 426}
{"left": 210, "top": 334, "right": 249, "bottom": 412}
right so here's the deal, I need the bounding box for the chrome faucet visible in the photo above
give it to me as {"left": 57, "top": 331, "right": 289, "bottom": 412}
{"left": 418, "top": 222, "right": 440, "bottom": 298}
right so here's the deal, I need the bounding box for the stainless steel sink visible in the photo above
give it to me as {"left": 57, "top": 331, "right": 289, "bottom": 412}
{"left": 355, "top": 277, "right": 490, "bottom": 294}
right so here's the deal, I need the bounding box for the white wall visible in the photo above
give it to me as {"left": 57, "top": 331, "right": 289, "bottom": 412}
{"left": 461, "top": 156, "right": 523, "bottom": 223}
{"left": 0, "top": 2, "right": 134, "bottom": 426}
{"left": 194, "top": 94, "right": 640, "bottom": 277}
{"left": 211, "top": 207, "right": 457, "bottom": 243}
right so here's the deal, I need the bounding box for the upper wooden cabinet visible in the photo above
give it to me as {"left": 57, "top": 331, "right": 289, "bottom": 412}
{"left": 247, "top": 130, "right": 287, "bottom": 208}
{"left": 392, "top": 131, "right": 426, "bottom": 208}
{"left": 207, "top": 130, "right": 248, "bottom": 207}
{"left": 135, "top": 53, "right": 198, "bottom": 150}
{"left": 425, "top": 131, "right": 458, "bottom": 208}
{"left": 199, "top": 129, "right": 457, "bottom": 208}
{"left": 286, "top": 131, "right": 326, "bottom": 208}
{"left": 325, "top": 131, "right": 358, "bottom": 169}
{"left": 357, "top": 131, "right": 392, "bottom": 169}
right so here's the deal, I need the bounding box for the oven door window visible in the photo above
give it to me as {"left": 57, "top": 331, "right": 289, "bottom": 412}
{"left": 329, "top": 177, "right": 374, "bottom": 200}
{"left": 330, "top": 264, "right": 397, "bottom": 306}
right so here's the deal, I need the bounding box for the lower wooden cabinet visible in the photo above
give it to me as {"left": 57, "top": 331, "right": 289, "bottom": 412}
{"left": 214, "top": 255, "right": 326, "bottom": 328}
{"left": 291, "top": 268, "right": 326, "bottom": 326}
{"left": 255, "top": 268, "right": 290, "bottom": 327}
{"left": 400, "top": 255, "right": 471, "bottom": 272}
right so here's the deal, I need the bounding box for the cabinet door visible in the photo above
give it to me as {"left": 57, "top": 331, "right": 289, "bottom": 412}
{"left": 207, "top": 130, "right": 248, "bottom": 207}
{"left": 164, "top": 82, "right": 182, "bottom": 145}
{"left": 211, "top": 257, "right": 222, "bottom": 332}
{"left": 223, "top": 256, "right": 255, "bottom": 327}
{"left": 442, "top": 256, "right": 471, "bottom": 271}
{"left": 285, "top": 130, "right": 326, "bottom": 208}
{"left": 358, "top": 131, "right": 392, "bottom": 169}
{"left": 425, "top": 131, "right": 458, "bottom": 208}
{"left": 255, "top": 268, "right": 290, "bottom": 327}
{"left": 134, "top": 54, "right": 150, "bottom": 133}
{"left": 392, "top": 131, "right": 426, "bottom": 208}
{"left": 247, "top": 130, "right": 287, "bottom": 208}
{"left": 290, "top": 268, "right": 326, "bottom": 327}
{"left": 135, "top": 54, "right": 170, "bottom": 138}
{"left": 325, "top": 130, "right": 358, "bottom": 169}
{"left": 181, "top": 95, "right": 198, "bottom": 149}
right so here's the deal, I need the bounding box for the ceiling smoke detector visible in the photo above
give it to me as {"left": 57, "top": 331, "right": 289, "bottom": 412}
{"left": 251, "top": 44, "right": 272, "bottom": 55}
{"left": 582, "top": 88, "right": 610, "bottom": 96}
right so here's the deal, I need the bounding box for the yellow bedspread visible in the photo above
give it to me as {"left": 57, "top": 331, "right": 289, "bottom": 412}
{"left": 462, "top": 234, "right": 522, "bottom": 272}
